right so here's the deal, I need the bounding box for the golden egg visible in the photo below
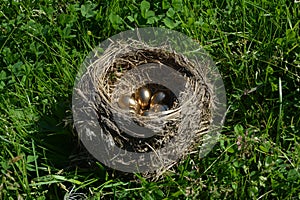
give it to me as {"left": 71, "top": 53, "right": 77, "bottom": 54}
{"left": 135, "top": 87, "right": 151, "bottom": 109}
{"left": 118, "top": 95, "right": 140, "bottom": 112}
{"left": 149, "top": 104, "right": 169, "bottom": 112}
{"left": 150, "top": 91, "right": 167, "bottom": 107}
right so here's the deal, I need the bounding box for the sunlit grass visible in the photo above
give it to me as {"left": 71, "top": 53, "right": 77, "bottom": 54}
{"left": 0, "top": 0, "right": 299, "bottom": 199}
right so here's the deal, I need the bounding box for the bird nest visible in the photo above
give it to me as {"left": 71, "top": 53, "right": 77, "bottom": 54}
{"left": 73, "top": 29, "right": 225, "bottom": 179}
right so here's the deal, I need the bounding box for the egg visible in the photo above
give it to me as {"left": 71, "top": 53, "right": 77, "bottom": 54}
{"left": 118, "top": 95, "right": 140, "bottom": 112}
{"left": 150, "top": 91, "right": 167, "bottom": 107}
{"left": 141, "top": 110, "right": 150, "bottom": 116}
{"left": 135, "top": 87, "right": 151, "bottom": 109}
{"left": 149, "top": 104, "right": 169, "bottom": 112}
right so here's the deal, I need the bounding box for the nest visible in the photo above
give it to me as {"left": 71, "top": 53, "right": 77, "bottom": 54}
{"left": 73, "top": 30, "right": 225, "bottom": 179}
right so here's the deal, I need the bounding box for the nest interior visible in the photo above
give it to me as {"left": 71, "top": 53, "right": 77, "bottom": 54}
{"left": 93, "top": 40, "right": 212, "bottom": 152}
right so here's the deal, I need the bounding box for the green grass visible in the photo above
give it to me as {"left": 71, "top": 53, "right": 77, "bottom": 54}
{"left": 0, "top": 0, "right": 299, "bottom": 199}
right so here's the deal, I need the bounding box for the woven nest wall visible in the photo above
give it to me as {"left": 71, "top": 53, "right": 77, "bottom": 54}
{"left": 73, "top": 29, "right": 225, "bottom": 179}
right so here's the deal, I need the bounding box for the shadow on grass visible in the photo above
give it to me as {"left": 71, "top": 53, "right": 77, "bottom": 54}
{"left": 34, "top": 96, "right": 109, "bottom": 198}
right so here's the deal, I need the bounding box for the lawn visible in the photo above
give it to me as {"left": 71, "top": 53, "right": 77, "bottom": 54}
{"left": 0, "top": 0, "right": 299, "bottom": 199}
